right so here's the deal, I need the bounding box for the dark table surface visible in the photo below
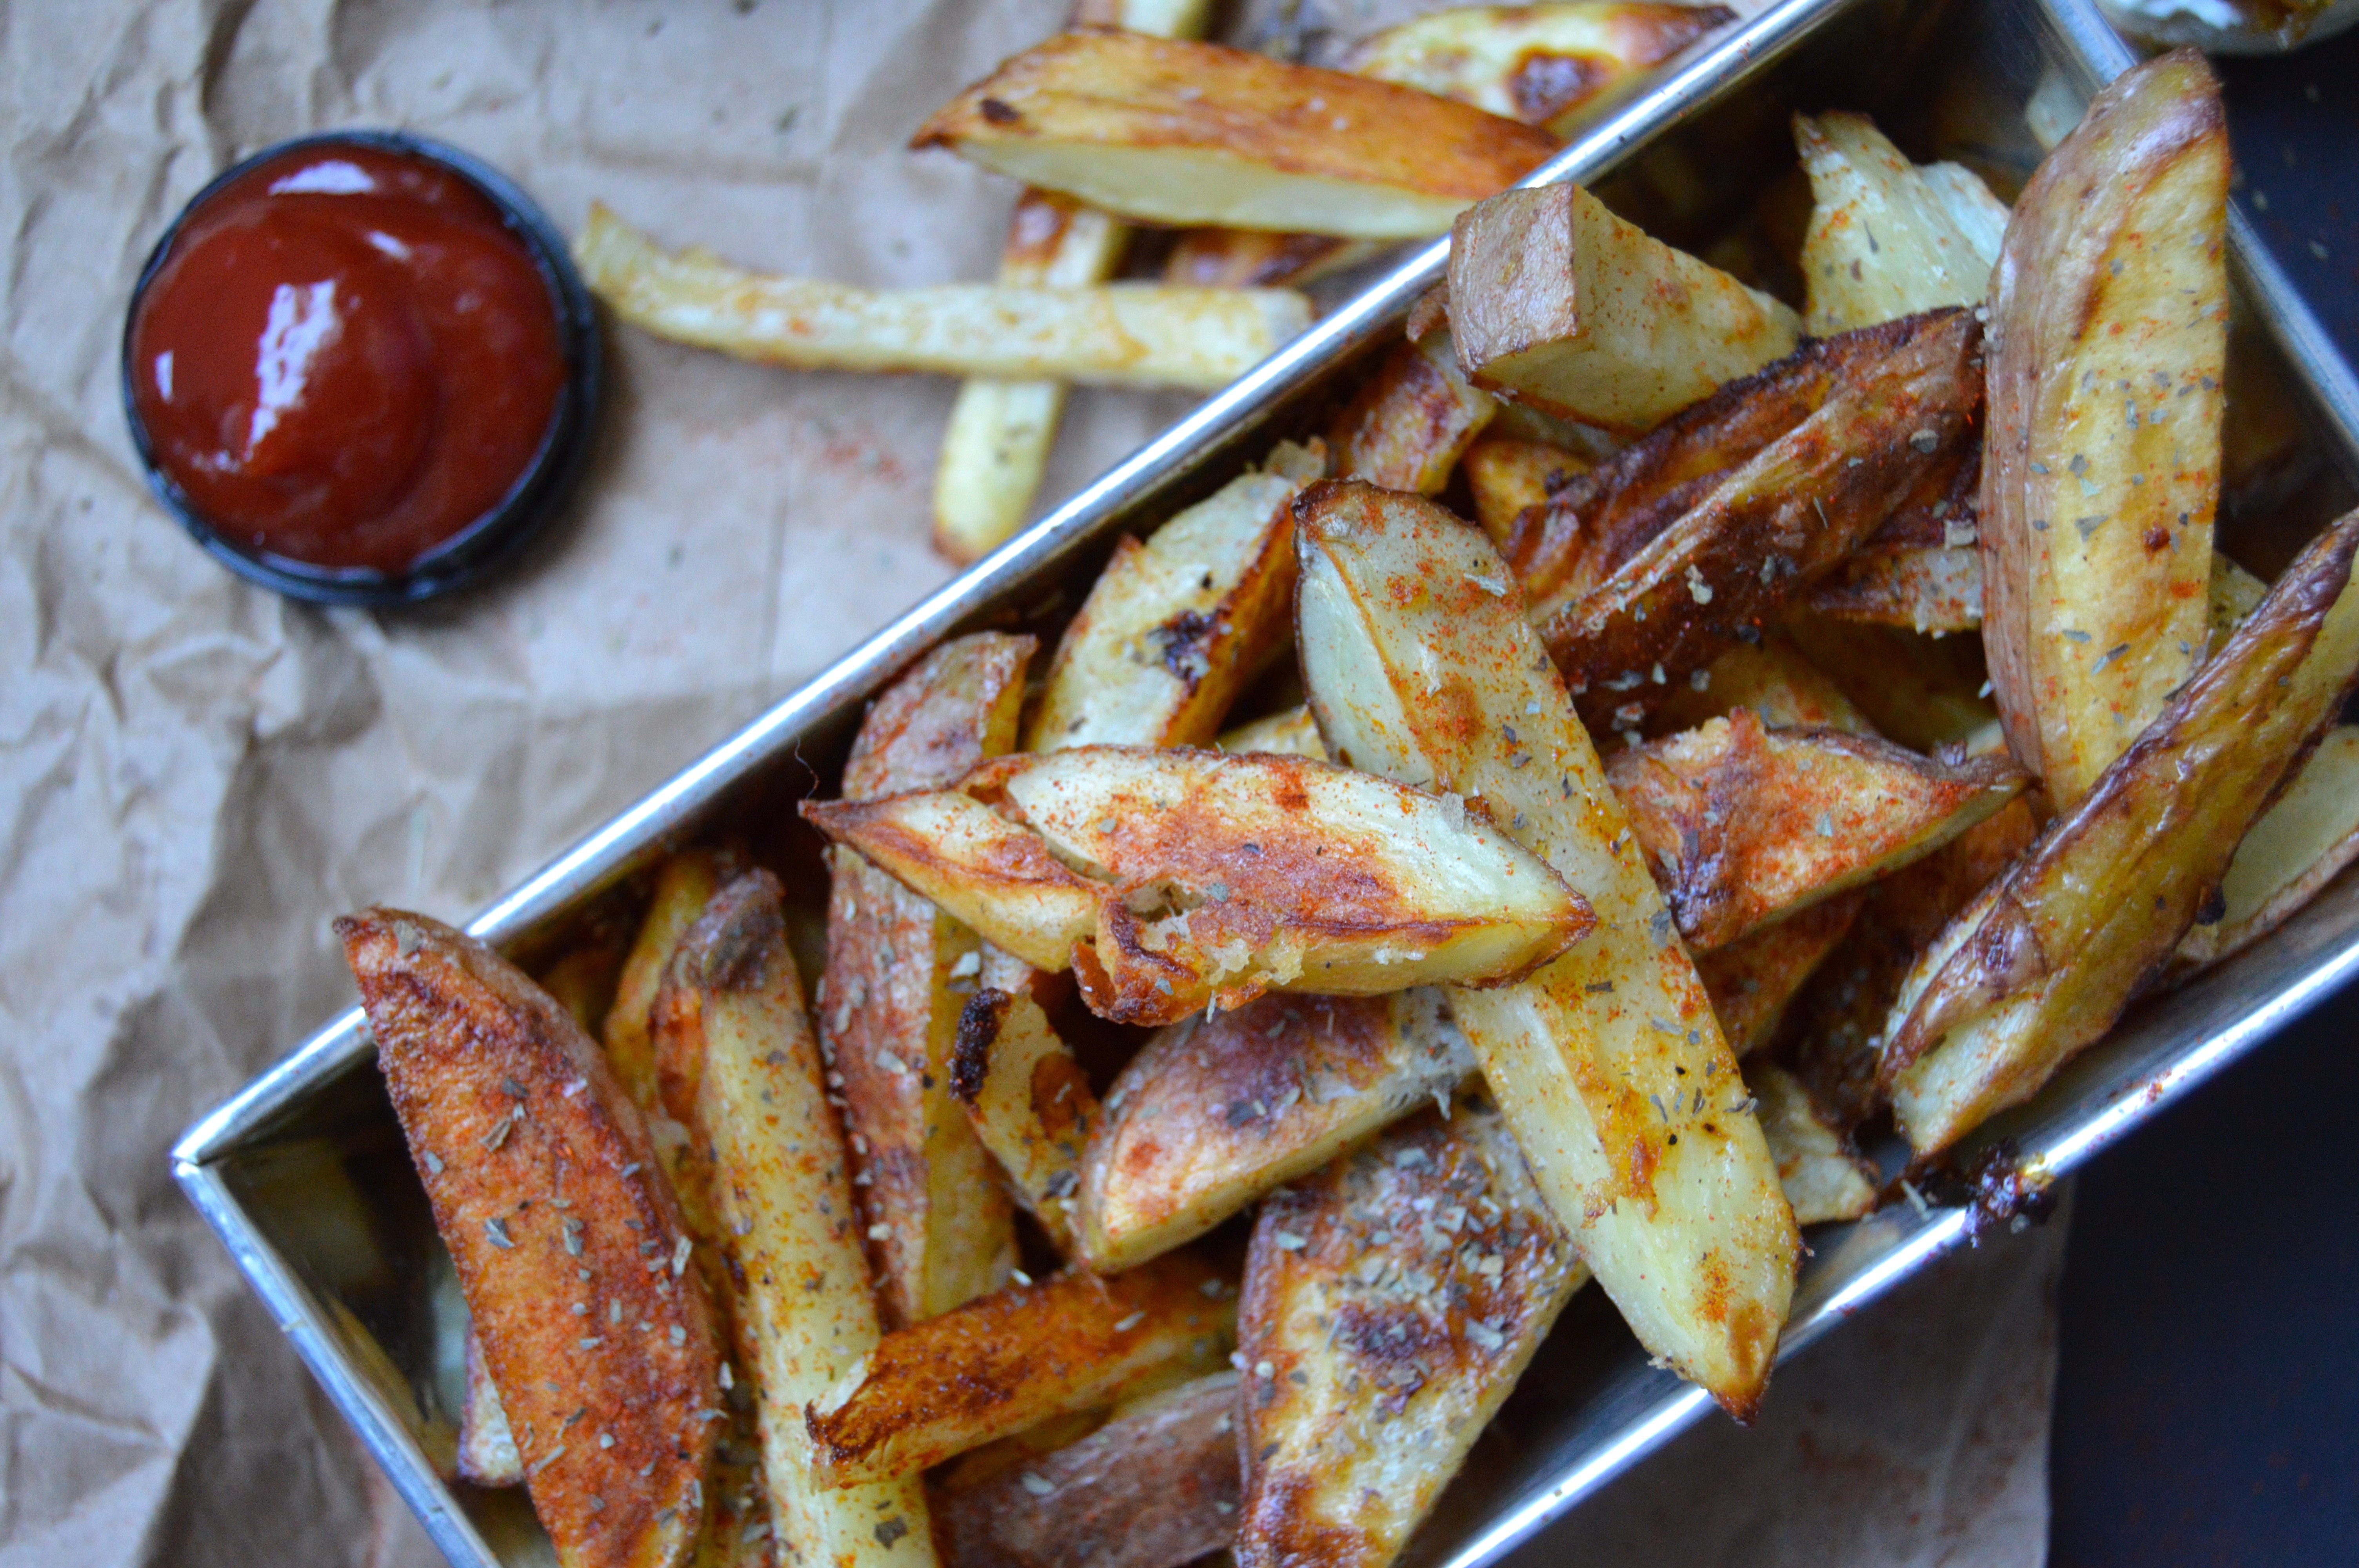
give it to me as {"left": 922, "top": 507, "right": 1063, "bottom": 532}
{"left": 2047, "top": 28, "right": 2359, "bottom": 1565}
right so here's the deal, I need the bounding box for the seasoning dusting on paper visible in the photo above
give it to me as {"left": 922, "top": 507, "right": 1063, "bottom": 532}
{"left": 0, "top": 2, "right": 2053, "bottom": 1565}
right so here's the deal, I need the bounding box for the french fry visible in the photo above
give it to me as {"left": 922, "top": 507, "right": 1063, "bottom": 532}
{"left": 1343, "top": 3, "right": 1734, "bottom": 136}
{"left": 607, "top": 847, "right": 744, "bottom": 1109}
{"left": 1329, "top": 330, "right": 1497, "bottom": 495}
{"left": 1531, "top": 309, "right": 1984, "bottom": 725}
{"left": 1805, "top": 432, "right": 1985, "bottom": 633}
{"left": 949, "top": 989, "right": 1101, "bottom": 1254}
{"left": 1078, "top": 989, "right": 1476, "bottom": 1271}
{"left": 663, "top": 872, "right": 938, "bottom": 1568}
{"left": 1161, "top": 228, "right": 1380, "bottom": 290}
{"left": 574, "top": 205, "right": 1311, "bottom": 393}
{"left": 806, "top": 1252, "right": 1235, "bottom": 1488}
{"left": 1648, "top": 632, "right": 1874, "bottom": 736}
{"left": 802, "top": 747, "right": 1596, "bottom": 1027}
{"left": 1607, "top": 710, "right": 2027, "bottom": 949}
{"left": 338, "top": 909, "right": 721, "bottom": 1568}
{"left": 1295, "top": 480, "right": 1797, "bottom": 1417}
{"left": 1777, "top": 613, "right": 1999, "bottom": 755}
{"left": 912, "top": 32, "right": 1560, "bottom": 241}
{"left": 1795, "top": 111, "right": 2010, "bottom": 337}
{"left": 1779, "top": 798, "right": 2037, "bottom": 1130}
{"left": 1234, "top": 1102, "right": 1587, "bottom": 1568}
{"left": 1216, "top": 704, "right": 1329, "bottom": 760}
{"left": 2178, "top": 726, "right": 2359, "bottom": 969}
{"left": 1026, "top": 470, "right": 1305, "bottom": 753}
{"left": 937, "top": 1372, "right": 1242, "bottom": 1568}
{"left": 932, "top": 0, "right": 1218, "bottom": 565}
{"left": 1445, "top": 181, "right": 1800, "bottom": 434}
{"left": 1697, "top": 892, "right": 1862, "bottom": 1056}
{"left": 818, "top": 634, "right": 1034, "bottom": 1325}
{"left": 1980, "top": 49, "right": 2230, "bottom": 808}
{"left": 457, "top": 1329, "right": 523, "bottom": 1488}
{"left": 1745, "top": 1061, "right": 1877, "bottom": 1226}
{"left": 1886, "top": 509, "right": 2359, "bottom": 1154}
{"left": 1465, "top": 436, "right": 1588, "bottom": 548}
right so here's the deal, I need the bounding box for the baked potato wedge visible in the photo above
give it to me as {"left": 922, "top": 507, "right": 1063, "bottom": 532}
{"left": 949, "top": 989, "right": 1101, "bottom": 1255}
{"left": 1329, "top": 329, "right": 1498, "bottom": 496}
{"left": 2178, "top": 725, "right": 2359, "bottom": 969}
{"left": 1805, "top": 432, "right": 1985, "bottom": 633}
{"left": 1343, "top": 3, "right": 1734, "bottom": 136}
{"left": 1445, "top": 181, "right": 1800, "bottom": 433}
{"left": 606, "top": 848, "right": 743, "bottom": 1110}
{"left": 1745, "top": 1061, "right": 1877, "bottom": 1226}
{"left": 1234, "top": 1102, "right": 1586, "bottom": 1568}
{"left": 1980, "top": 49, "right": 2230, "bottom": 807}
{"left": 1533, "top": 309, "right": 1985, "bottom": 725}
{"left": 821, "top": 634, "right": 1033, "bottom": 1325}
{"left": 1647, "top": 632, "right": 1873, "bottom": 736}
{"left": 1697, "top": 892, "right": 1862, "bottom": 1056}
{"left": 937, "top": 1371, "right": 1241, "bottom": 1568}
{"left": 1465, "top": 436, "right": 1588, "bottom": 548}
{"left": 1795, "top": 111, "right": 2010, "bottom": 337}
{"left": 1607, "top": 710, "right": 2028, "bottom": 949}
{"left": 457, "top": 1329, "right": 523, "bottom": 1487}
{"left": 1078, "top": 988, "right": 1477, "bottom": 1271}
{"left": 660, "top": 872, "right": 938, "bottom": 1568}
{"left": 802, "top": 747, "right": 1596, "bottom": 1028}
{"left": 912, "top": 31, "right": 1559, "bottom": 241}
{"left": 1887, "top": 508, "right": 2359, "bottom": 1154}
{"left": 1216, "top": 705, "right": 1329, "bottom": 761}
{"left": 575, "top": 204, "right": 1310, "bottom": 393}
{"left": 1162, "top": 228, "right": 1379, "bottom": 291}
{"left": 1026, "top": 469, "right": 1305, "bottom": 753}
{"left": 1295, "top": 481, "right": 1797, "bottom": 1417}
{"left": 805, "top": 1252, "right": 1234, "bottom": 1488}
{"left": 1778, "top": 612, "right": 2001, "bottom": 756}
{"left": 338, "top": 909, "right": 722, "bottom": 1568}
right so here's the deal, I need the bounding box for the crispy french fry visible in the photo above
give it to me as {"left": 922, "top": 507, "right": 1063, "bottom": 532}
{"left": 1446, "top": 181, "right": 1800, "bottom": 434}
{"left": 938, "top": 1372, "right": 1242, "bottom": 1568}
{"left": 802, "top": 747, "right": 1596, "bottom": 1027}
{"left": 575, "top": 205, "right": 1310, "bottom": 393}
{"left": 1465, "top": 436, "right": 1588, "bottom": 548}
{"left": 2178, "top": 726, "right": 2359, "bottom": 969}
{"left": 1648, "top": 632, "right": 1874, "bottom": 736}
{"left": 1162, "top": 229, "right": 1381, "bottom": 290}
{"left": 1886, "top": 509, "right": 2359, "bottom": 1154}
{"left": 806, "top": 1252, "right": 1234, "bottom": 1488}
{"left": 1607, "top": 710, "right": 2027, "bottom": 949}
{"left": 1980, "top": 49, "right": 2229, "bottom": 808}
{"left": 1078, "top": 989, "right": 1476, "bottom": 1271}
{"left": 1027, "top": 470, "right": 1305, "bottom": 752}
{"left": 913, "top": 32, "right": 1559, "bottom": 241}
{"left": 607, "top": 847, "right": 744, "bottom": 1109}
{"left": 1745, "top": 1061, "right": 1877, "bottom": 1226}
{"left": 663, "top": 872, "right": 938, "bottom": 1568}
{"left": 457, "top": 1329, "right": 523, "bottom": 1488}
{"left": 1343, "top": 3, "right": 1733, "bottom": 136}
{"left": 932, "top": 0, "right": 1219, "bottom": 565}
{"left": 1329, "top": 330, "right": 1497, "bottom": 495}
{"left": 1697, "top": 892, "right": 1862, "bottom": 1056}
{"left": 1779, "top": 798, "right": 2036, "bottom": 1130}
{"left": 1216, "top": 704, "right": 1329, "bottom": 760}
{"left": 338, "top": 909, "right": 721, "bottom": 1568}
{"left": 1777, "top": 613, "right": 1999, "bottom": 755}
{"left": 949, "top": 989, "right": 1101, "bottom": 1254}
{"left": 1532, "top": 309, "right": 1984, "bottom": 725}
{"left": 1295, "top": 481, "right": 1797, "bottom": 1417}
{"left": 1235, "top": 1102, "right": 1586, "bottom": 1568}
{"left": 1795, "top": 111, "right": 2010, "bottom": 336}
{"left": 820, "top": 634, "right": 1034, "bottom": 1325}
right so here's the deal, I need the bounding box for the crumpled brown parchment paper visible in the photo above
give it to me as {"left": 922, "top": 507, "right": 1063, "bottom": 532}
{"left": 0, "top": 2, "right": 2059, "bottom": 1564}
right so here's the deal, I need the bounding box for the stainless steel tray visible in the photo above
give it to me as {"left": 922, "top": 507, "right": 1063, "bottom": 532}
{"left": 173, "top": 2, "right": 2359, "bottom": 1564}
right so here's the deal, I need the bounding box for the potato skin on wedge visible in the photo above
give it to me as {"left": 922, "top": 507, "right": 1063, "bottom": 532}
{"left": 1329, "top": 329, "right": 1496, "bottom": 496}
{"left": 804, "top": 747, "right": 1594, "bottom": 1027}
{"left": 1235, "top": 1102, "right": 1586, "bottom": 1568}
{"left": 805, "top": 1251, "right": 1234, "bottom": 1488}
{"left": 1607, "top": 710, "right": 2027, "bottom": 950}
{"left": 1980, "top": 49, "right": 2230, "bottom": 807}
{"left": 1295, "top": 481, "right": 1797, "bottom": 1417}
{"left": 949, "top": 989, "right": 1101, "bottom": 1255}
{"left": 1887, "top": 509, "right": 2359, "bottom": 1153}
{"left": 1078, "top": 988, "right": 1476, "bottom": 1271}
{"left": 339, "top": 908, "right": 721, "bottom": 1568}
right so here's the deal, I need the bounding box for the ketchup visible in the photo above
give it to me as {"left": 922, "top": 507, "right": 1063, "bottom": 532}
{"left": 129, "top": 143, "right": 566, "bottom": 575}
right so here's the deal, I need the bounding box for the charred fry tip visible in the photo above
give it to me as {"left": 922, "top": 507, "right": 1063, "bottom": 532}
{"left": 949, "top": 989, "right": 1014, "bottom": 1106}
{"left": 673, "top": 869, "right": 789, "bottom": 994}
